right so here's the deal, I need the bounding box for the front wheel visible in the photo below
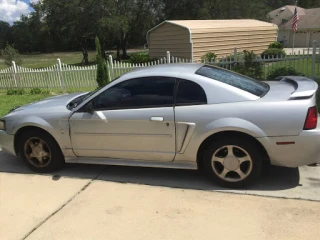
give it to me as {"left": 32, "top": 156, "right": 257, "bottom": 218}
{"left": 18, "top": 130, "right": 64, "bottom": 173}
{"left": 202, "top": 137, "right": 263, "bottom": 188}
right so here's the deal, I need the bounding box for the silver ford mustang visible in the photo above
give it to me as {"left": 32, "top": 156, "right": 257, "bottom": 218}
{"left": 1, "top": 64, "right": 319, "bottom": 188}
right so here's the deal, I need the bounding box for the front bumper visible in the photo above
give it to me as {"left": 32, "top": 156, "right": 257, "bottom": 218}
{"left": 257, "top": 129, "right": 320, "bottom": 168}
{"left": 0, "top": 130, "right": 15, "bottom": 155}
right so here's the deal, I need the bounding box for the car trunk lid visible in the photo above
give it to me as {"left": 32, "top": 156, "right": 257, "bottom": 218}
{"left": 278, "top": 76, "right": 318, "bottom": 99}
{"left": 261, "top": 76, "right": 318, "bottom": 101}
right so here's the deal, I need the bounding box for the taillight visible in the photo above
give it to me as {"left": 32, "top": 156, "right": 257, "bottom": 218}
{"left": 304, "top": 106, "right": 318, "bottom": 130}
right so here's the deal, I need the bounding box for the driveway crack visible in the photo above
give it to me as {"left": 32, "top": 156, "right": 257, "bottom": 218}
{"left": 22, "top": 168, "right": 104, "bottom": 240}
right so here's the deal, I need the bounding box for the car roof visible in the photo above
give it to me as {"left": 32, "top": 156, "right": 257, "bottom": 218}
{"left": 121, "top": 63, "right": 205, "bottom": 77}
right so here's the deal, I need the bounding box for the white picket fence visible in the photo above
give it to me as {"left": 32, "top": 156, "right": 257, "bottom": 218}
{"left": 0, "top": 43, "right": 319, "bottom": 92}
{"left": 0, "top": 59, "right": 97, "bottom": 92}
{"left": 108, "top": 52, "right": 193, "bottom": 81}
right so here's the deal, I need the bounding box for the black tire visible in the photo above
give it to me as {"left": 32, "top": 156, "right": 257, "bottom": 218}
{"left": 202, "top": 136, "right": 263, "bottom": 188}
{"left": 18, "top": 130, "right": 64, "bottom": 173}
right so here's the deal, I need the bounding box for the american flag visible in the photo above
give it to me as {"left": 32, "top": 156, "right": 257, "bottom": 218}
{"left": 292, "top": 7, "right": 299, "bottom": 32}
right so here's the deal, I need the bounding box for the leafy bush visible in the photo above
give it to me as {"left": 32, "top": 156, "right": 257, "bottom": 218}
{"left": 261, "top": 48, "right": 286, "bottom": 58}
{"left": 30, "top": 88, "right": 42, "bottom": 95}
{"left": 233, "top": 50, "right": 263, "bottom": 80}
{"left": 95, "top": 36, "right": 109, "bottom": 87}
{"left": 201, "top": 52, "right": 217, "bottom": 62}
{"left": 219, "top": 53, "right": 243, "bottom": 62}
{"left": 268, "top": 42, "right": 283, "bottom": 49}
{"left": 7, "top": 88, "right": 26, "bottom": 95}
{"left": 129, "top": 53, "right": 150, "bottom": 64}
{"left": 41, "top": 90, "right": 50, "bottom": 94}
{"left": 0, "top": 43, "right": 23, "bottom": 66}
{"left": 267, "top": 67, "right": 304, "bottom": 80}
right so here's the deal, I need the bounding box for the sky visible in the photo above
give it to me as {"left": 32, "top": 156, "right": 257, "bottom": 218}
{"left": 0, "top": 0, "right": 38, "bottom": 24}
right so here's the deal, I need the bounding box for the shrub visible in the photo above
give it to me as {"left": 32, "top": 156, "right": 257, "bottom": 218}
{"left": 261, "top": 48, "right": 286, "bottom": 58}
{"left": 129, "top": 53, "right": 150, "bottom": 64}
{"left": 267, "top": 67, "right": 304, "bottom": 80}
{"left": 30, "top": 88, "right": 42, "bottom": 95}
{"left": 233, "top": 50, "right": 263, "bottom": 80}
{"left": 201, "top": 52, "right": 217, "bottom": 62}
{"left": 268, "top": 42, "right": 283, "bottom": 49}
{"left": 7, "top": 88, "right": 25, "bottom": 95}
{"left": 41, "top": 90, "right": 50, "bottom": 94}
{"left": 219, "top": 53, "right": 242, "bottom": 62}
{"left": 0, "top": 43, "right": 23, "bottom": 66}
{"left": 95, "top": 36, "right": 109, "bottom": 87}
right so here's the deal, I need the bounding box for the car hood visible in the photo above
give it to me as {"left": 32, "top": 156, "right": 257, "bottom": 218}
{"left": 10, "top": 92, "right": 88, "bottom": 112}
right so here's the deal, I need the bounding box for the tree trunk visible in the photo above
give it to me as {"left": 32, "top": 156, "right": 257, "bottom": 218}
{"left": 122, "top": 45, "right": 128, "bottom": 59}
{"left": 101, "top": 44, "right": 106, "bottom": 59}
{"left": 81, "top": 48, "right": 89, "bottom": 65}
{"left": 100, "top": 38, "right": 106, "bottom": 59}
{"left": 121, "top": 33, "right": 129, "bottom": 59}
{"left": 116, "top": 45, "right": 120, "bottom": 58}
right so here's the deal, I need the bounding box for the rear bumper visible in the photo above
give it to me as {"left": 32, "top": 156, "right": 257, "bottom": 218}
{"left": 0, "top": 130, "right": 15, "bottom": 155}
{"left": 257, "top": 129, "right": 320, "bottom": 168}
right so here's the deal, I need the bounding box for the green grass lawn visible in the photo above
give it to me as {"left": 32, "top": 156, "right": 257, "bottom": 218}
{"left": 0, "top": 51, "right": 97, "bottom": 70}
{"left": 0, "top": 49, "right": 148, "bottom": 70}
{"left": 0, "top": 94, "right": 51, "bottom": 117}
{"left": 263, "top": 58, "right": 320, "bottom": 80}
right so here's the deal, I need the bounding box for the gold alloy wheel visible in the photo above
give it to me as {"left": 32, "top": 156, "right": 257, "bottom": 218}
{"left": 24, "top": 137, "right": 52, "bottom": 168}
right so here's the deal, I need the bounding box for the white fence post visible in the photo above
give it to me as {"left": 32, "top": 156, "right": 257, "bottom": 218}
{"left": 311, "top": 40, "right": 317, "bottom": 80}
{"left": 167, "top": 51, "right": 171, "bottom": 63}
{"left": 12, "top": 61, "right": 18, "bottom": 87}
{"left": 57, "top": 58, "right": 66, "bottom": 93}
{"left": 108, "top": 55, "right": 115, "bottom": 80}
{"left": 233, "top": 48, "right": 238, "bottom": 63}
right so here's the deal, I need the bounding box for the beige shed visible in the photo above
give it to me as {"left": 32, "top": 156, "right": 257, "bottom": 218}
{"left": 147, "top": 20, "right": 278, "bottom": 61}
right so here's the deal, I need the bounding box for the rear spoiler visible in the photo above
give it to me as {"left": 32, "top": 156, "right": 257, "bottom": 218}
{"left": 275, "top": 76, "right": 318, "bottom": 99}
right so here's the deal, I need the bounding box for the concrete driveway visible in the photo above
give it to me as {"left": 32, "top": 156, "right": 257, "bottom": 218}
{"left": 0, "top": 151, "right": 319, "bottom": 240}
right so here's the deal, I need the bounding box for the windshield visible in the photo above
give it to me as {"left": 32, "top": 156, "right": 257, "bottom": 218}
{"left": 195, "top": 65, "right": 269, "bottom": 97}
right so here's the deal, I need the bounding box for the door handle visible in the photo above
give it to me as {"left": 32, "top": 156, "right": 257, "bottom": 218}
{"left": 150, "top": 117, "right": 164, "bottom": 122}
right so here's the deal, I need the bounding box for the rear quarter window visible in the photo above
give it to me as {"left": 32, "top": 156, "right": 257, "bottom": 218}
{"left": 195, "top": 65, "right": 269, "bottom": 97}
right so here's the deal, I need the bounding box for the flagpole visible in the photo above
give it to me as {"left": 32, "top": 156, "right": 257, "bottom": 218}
{"left": 292, "top": 0, "right": 298, "bottom": 55}
{"left": 292, "top": 31, "right": 295, "bottom": 55}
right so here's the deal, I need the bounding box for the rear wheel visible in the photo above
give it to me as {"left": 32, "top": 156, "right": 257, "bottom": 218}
{"left": 18, "top": 130, "right": 64, "bottom": 173}
{"left": 202, "top": 137, "right": 263, "bottom": 188}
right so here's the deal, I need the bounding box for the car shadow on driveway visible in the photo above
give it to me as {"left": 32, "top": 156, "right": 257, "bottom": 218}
{"left": 96, "top": 165, "right": 300, "bottom": 191}
{"left": 0, "top": 151, "right": 300, "bottom": 191}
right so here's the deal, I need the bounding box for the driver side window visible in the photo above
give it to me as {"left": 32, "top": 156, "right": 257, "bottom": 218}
{"left": 93, "top": 77, "right": 176, "bottom": 110}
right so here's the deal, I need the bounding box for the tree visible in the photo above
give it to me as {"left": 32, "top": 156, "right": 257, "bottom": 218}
{"left": 0, "top": 21, "right": 10, "bottom": 50}
{"left": 297, "top": 0, "right": 320, "bottom": 8}
{"left": 161, "top": 0, "right": 272, "bottom": 21}
{"left": 95, "top": 36, "right": 109, "bottom": 87}
{"left": 6, "top": 0, "right": 319, "bottom": 58}
{"left": 100, "top": 0, "right": 163, "bottom": 58}
{"left": 1, "top": 43, "right": 23, "bottom": 66}
{"left": 41, "top": 0, "right": 104, "bottom": 64}
{"left": 11, "top": 16, "right": 35, "bottom": 53}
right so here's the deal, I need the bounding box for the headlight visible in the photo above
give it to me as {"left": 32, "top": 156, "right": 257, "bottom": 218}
{"left": 0, "top": 120, "right": 6, "bottom": 130}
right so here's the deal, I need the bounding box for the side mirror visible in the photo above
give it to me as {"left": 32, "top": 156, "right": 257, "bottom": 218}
{"left": 85, "top": 102, "right": 95, "bottom": 115}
